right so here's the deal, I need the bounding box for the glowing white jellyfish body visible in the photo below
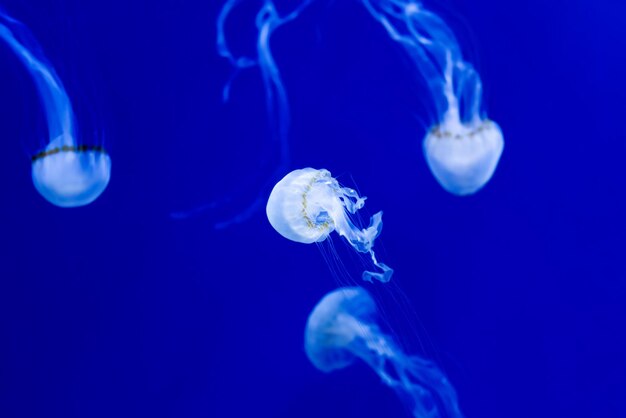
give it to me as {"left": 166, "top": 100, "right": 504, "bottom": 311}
{"left": 423, "top": 117, "right": 503, "bottom": 196}
{"left": 31, "top": 138, "right": 111, "bottom": 207}
{"left": 363, "top": 0, "right": 503, "bottom": 195}
{"left": 306, "top": 287, "right": 464, "bottom": 418}
{"left": 267, "top": 168, "right": 393, "bottom": 283}
{"left": 0, "top": 11, "right": 110, "bottom": 207}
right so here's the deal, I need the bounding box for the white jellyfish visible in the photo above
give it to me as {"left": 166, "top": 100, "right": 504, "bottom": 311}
{"left": 306, "top": 287, "right": 464, "bottom": 418}
{"left": 362, "top": 0, "right": 504, "bottom": 195}
{"left": 267, "top": 168, "right": 393, "bottom": 283}
{"left": 0, "top": 10, "right": 110, "bottom": 207}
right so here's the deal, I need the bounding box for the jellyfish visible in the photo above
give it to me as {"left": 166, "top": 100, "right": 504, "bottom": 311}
{"left": 267, "top": 168, "right": 393, "bottom": 283}
{"left": 361, "top": 0, "right": 504, "bottom": 195}
{"left": 0, "top": 10, "right": 110, "bottom": 207}
{"left": 306, "top": 286, "right": 464, "bottom": 418}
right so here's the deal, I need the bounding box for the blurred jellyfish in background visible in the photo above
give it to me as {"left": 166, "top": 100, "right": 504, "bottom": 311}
{"left": 267, "top": 168, "right": 393, "bottom": 283}
{"left": 306, "top": 287, "right": 464, "bottom": 418}
{"left": 0, "top": 9, "right": 110, "bottom": 207}
{"left": 361, "top": 0, "right": 503, "bottom": 195}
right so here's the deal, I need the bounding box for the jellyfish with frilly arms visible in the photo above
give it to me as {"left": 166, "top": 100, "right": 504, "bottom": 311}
{"left": 0, "top": 9, "right": 110, "bottom": 207}
{"left": 362, "top": 0, "right": 504, "bottom": 195}
{"left": 267, "top": 168, "right": 393, "bottom": 283}
{"left": 306, "top": 286, "right": 464, "bottom": 417}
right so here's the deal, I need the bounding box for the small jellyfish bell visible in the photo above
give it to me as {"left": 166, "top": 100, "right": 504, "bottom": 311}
{"left": 31, "top": 135, "right": 111, "bottom": 207}
{"left": 423, "top": 111, "right": 504, "bottom": 196}
{"left": 305, "top": 287, "right": 465, "bottom": 418}
{"left": 305, "top": 287, "right": 378, "bottom": 372}
{"left": 0, "top": 10, "right": 111, "bottom": 207}
{"left": 266, "top": 168, "right": 393, "bottom": 283}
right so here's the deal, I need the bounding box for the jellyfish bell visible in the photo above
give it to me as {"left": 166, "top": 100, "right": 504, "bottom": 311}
{"left": 266, "top": 168, "right": 336, "bottom": 244}
{"left": 266, "top": 168, "right": 393, "bottom": 282}
{"left": 31, "top": 136, "right": 111, "bottom": 207}
{"left": 424, "top": 117, "right": 504, "bottom": 196}
{"left": 305, "top": 287, "right": 379, "bottom": 372}
{"left": 305, "top": 287, "right": 465, "bottom": 418}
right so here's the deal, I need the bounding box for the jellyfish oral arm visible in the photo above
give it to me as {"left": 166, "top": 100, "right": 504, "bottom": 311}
{"left": 331, "top": 209, "right": 393, "bottom": 283}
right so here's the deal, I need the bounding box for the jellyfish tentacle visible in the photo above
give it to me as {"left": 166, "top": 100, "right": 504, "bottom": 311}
{"left": 330, "top": 206, "right": 393, "bottom": 283}
{"left": 216, "top": 0, "right": 256, "bottom": 102}
{"left": 361, "top": 0, "right": 443, "bottom": 97}
{"left": 256, "top": 2, "right": 290, "bottom": 166}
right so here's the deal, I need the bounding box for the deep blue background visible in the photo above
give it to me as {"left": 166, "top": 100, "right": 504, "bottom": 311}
{"left": 0, "top": 0, "right": 624, "bottom": 417}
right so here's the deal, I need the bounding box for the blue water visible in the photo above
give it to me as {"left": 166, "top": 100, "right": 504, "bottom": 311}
{"left": 0, "top": 0, "right": 624, "bottom": 417}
